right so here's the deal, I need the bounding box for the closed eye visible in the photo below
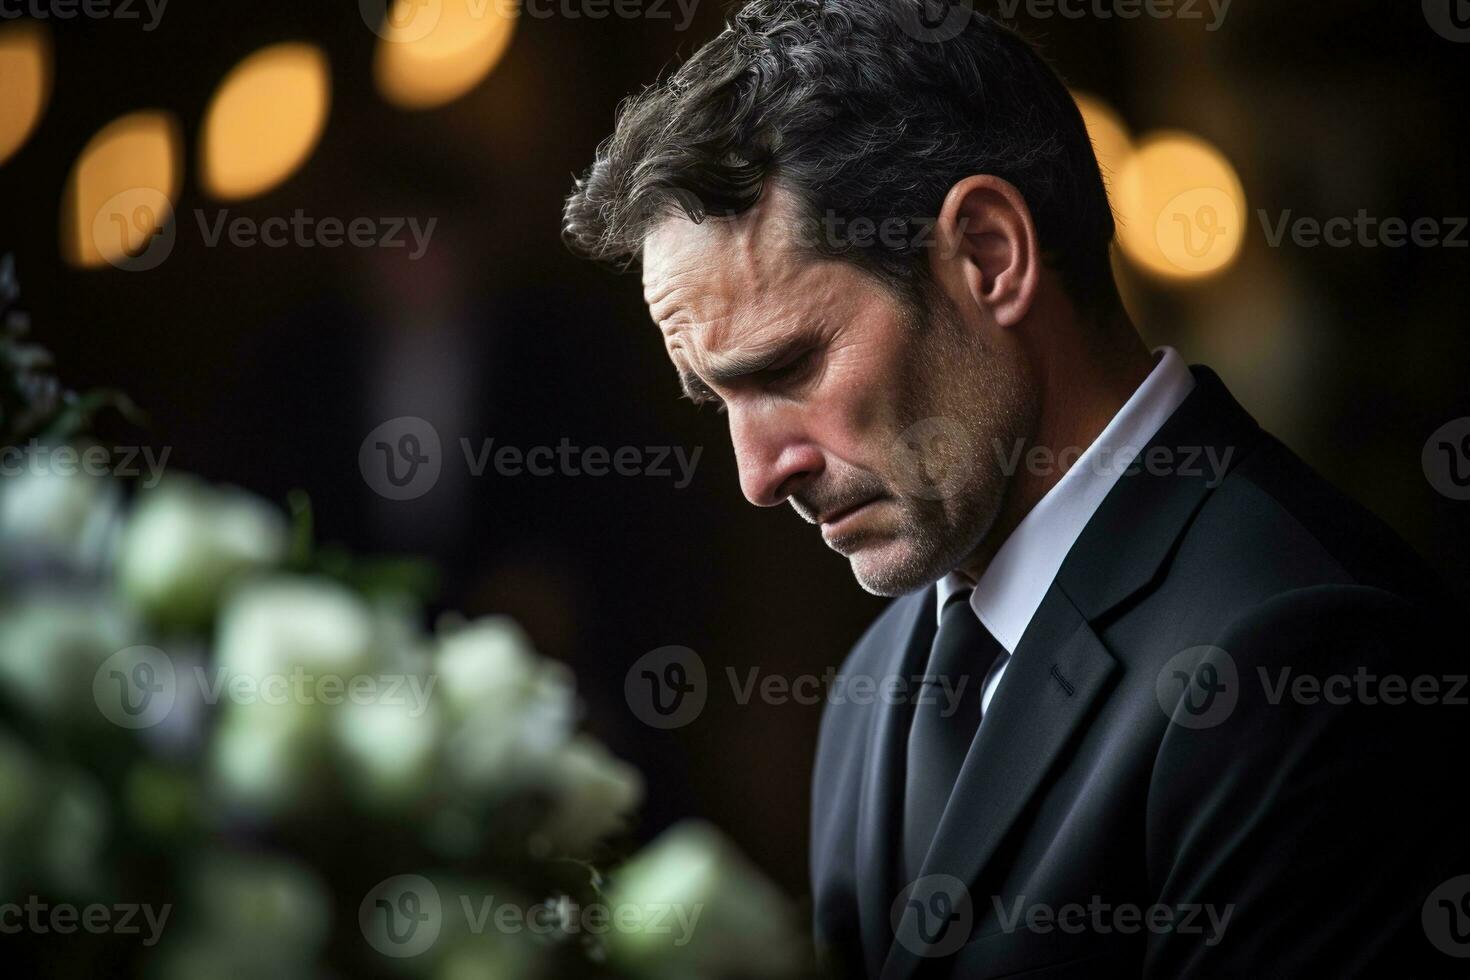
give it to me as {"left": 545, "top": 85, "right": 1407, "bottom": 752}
{"left": 677, "top": 339, "right": 822, "bottom": 414}
{"left": 678, "top": 374, "right": 727, "bottom": 413}
{"left": 748, "top": 346, "right": 820, "bottom": 400}
{"left": 762, "top": 347, "right": 816, "bottom": 386}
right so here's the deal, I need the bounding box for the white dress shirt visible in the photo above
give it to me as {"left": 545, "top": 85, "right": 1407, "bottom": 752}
{"left": 935, "top": 346, "right": 1196, "bottom": 716}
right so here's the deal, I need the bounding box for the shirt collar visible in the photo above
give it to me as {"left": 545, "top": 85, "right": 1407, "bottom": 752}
{"left": 935, "top": 346, "right": 1196, "bottom": 652}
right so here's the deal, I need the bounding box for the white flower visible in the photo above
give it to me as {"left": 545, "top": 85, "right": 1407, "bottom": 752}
{"left": 215, "top": 576, "right": 375, "bottom": 681}
{"left": 0, "top": 464, "right": 120, "bottom": 572}
{"left": 435, "top": 617, "right": 577, "bottom": 794}
{"left": 536, "top": 736, "right": 643, "bottom": 856}
{"left": 116, "top": 476, "right": 287, "bottom": 628}
{"left": 0, "top": 591, "right": 136, "bottom": 720}
{"left": 209, "top": 707, "right": 319, "bottom": 815}
{"left": 331, "top": 695, "right": 440, "bottom": 806}
{"left": 436, "top": 616, "right": 545, "bottom": 716}
{"left": 604, "top": 821, "right": 805, "bottom": 979}
{"left": 208, "top": 577, "right": 417, "bottom": 815}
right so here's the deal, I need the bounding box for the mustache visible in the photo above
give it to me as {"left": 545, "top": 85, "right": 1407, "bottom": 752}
{"left": 789, "top": 475, "right": 890, "bottom": 524}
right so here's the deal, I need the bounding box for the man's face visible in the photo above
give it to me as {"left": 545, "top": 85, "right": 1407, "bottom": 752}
{"left": 641, "top": 190, "right": 1037, "bottom": 595}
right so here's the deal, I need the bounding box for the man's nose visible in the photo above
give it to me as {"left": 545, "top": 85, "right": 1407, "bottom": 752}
{"left": 729, "top": 407, "right": 823, "bottom": 507}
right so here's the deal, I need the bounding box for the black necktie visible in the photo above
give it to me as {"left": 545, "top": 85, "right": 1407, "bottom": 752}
{"left": 901, "top": 589, "right": 1009, "bottom": 883}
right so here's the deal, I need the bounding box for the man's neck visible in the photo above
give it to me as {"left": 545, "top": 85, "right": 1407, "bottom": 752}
{"left": 957, "top": 317, "right": 1155, "bottom": 582}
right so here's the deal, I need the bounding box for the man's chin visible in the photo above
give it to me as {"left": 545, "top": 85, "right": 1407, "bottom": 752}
{"left": 842, "top": 536, "right": 945, "bottom": 597}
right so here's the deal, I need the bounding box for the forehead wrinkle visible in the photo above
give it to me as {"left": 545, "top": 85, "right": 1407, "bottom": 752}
{"left": 678, "top": 302, "right": 806, "bottom": 383}
{"left": 645, "top": 189, "right": 832, "bottom": 399}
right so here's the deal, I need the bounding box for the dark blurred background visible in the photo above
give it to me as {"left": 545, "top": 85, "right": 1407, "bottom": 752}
{"left": 3, "top": 0, "right": 1469, "bottom": 904}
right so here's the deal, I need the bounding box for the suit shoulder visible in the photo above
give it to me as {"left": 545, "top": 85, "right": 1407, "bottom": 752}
{"left": 1184, "top": 433, "right": 1442, "bottom": 602}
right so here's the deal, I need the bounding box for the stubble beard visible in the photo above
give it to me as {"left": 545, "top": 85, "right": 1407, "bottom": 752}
{"left": 846, "top": 298, "right": 1037, "bottom": 597}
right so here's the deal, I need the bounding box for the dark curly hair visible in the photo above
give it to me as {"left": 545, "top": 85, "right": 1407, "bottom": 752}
{"left": 562, "top": 0, "right": 1118, "bottom": 316}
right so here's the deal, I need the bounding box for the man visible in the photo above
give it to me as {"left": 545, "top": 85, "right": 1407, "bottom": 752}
{"left": 562, "top": 1, "right": 1463, "bottom": 976}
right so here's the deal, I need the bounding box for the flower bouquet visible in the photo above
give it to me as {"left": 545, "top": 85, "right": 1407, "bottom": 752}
{"left": 0, "top": 255, "right": 811, "bottom": 978}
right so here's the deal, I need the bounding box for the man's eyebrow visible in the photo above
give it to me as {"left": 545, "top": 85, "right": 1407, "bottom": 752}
{"left": 678, "top": 369, "right": 721, "bottom": 404}
{"left": 675, "top": 342, "right": 799, "bottom": 404}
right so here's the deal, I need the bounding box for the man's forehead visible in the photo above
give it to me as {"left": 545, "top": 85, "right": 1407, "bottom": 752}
{"left": 640, "top": 217, "right": 729, "bottom": 313}
{"left": 640, "top": 186, "right": 806, "bottom": 314}
{"left": 643, "top": 236, "right": 818, "bottom": 370}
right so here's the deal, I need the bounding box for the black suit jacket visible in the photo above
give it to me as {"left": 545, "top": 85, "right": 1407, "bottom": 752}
{"left": 811, "top": 366, "right": 1463, "bottom": 978}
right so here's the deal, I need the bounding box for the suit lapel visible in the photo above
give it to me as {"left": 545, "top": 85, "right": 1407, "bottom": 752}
{"left": 882, "top": 588, "right": 1116, "bottom": 979}
{"left": 855, "top": 587, "right": 938, "bottom": 976}
{"left": 1055, "top": 365, "right": 1265, "bottom": 620}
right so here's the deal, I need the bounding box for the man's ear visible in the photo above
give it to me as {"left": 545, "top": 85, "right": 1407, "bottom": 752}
{"left": 929, "top": 175, "right": 1041, "bottom": 329}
